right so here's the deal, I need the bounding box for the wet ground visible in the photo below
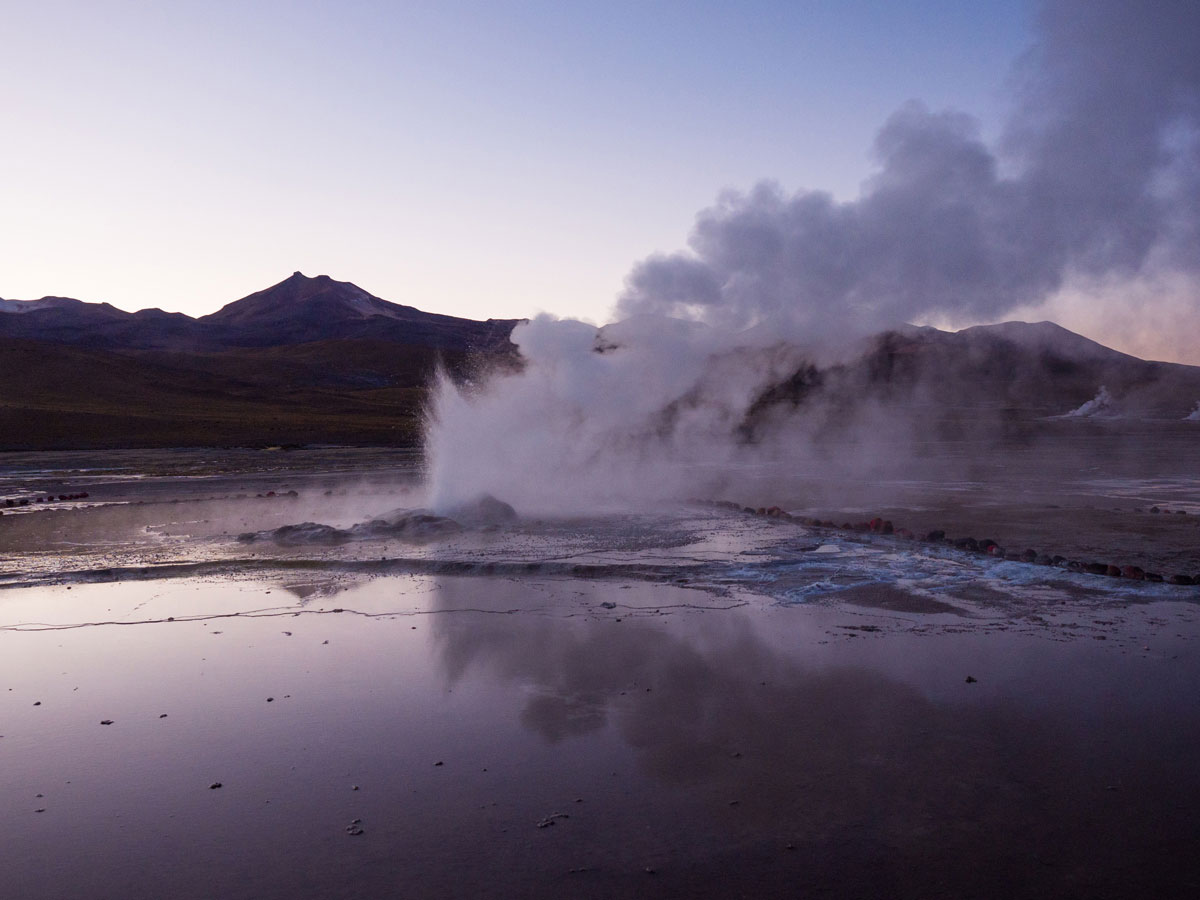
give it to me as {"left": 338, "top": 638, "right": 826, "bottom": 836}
{"left": 1, "top": 445, "right": 1199, "bottom": 899}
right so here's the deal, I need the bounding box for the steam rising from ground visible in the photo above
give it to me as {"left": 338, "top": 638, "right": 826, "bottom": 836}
{"left": 1063, "top": 386, "right": 1117, "bottom": 419}
{"left": 427, "top": 1, "right": 1200, "bottom": 512}
{"left": 426, "top": 317, "right": 813, "bottom": 512}
{"left": 621, "top": 1, "right": 1200, "bottom": 345}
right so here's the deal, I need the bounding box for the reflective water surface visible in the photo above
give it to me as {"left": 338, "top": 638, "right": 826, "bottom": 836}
{"left": 3, "top": 572, "right": 1199, "bottom": 899}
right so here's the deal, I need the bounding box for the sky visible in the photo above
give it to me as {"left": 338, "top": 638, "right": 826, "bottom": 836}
{"left": 1, "top": 2, "right": 1028, "bottom": 314}
{"left": 2, "top": 1, "right": 1197, "bottom": 363}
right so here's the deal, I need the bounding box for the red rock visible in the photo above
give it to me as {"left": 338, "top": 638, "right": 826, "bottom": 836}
{"left": 1121, "top": 565, "right": 1145, "bottom": 579}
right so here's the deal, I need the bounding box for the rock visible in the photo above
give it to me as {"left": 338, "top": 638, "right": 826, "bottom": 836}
{"left": 1121, "top": 565, "right": 1145, "bottom": 579}
{"left": 965, "top": 675, "right": 977, "bottom": 683}
{"left": 1105, "top": 565, "right": 1122, "bottom": 577}
{"left": 100, "top": 719, "right": 113, "bottom": 725}
{"left": 1084, "top": 562, "right": 1108, "bottom": 576}
{"left": 924, "top": 530, "right": 945, "bottom": 542}
{"left": 953, "top": 537, "right": 978, "bottom": 551}
{"left": 1144, "top": 572, "right": 1164, "bottom": 582}
{"left": 443, "top": 493, "right": 518, "bottom": 527}
{"left": 600, "top": 602, "right": 617, "bottom": 609}
{"left": 353, "top": 510, "right": 462, "bottom": 540}
{"left": 1167, "top": 574, "right": 1194, "bottom": 585}
{"left": 209, "top": 782, "right": 223, "bottom": 789}
{"left": 1151, "top": 506, "right": 1161, "bottom": 513}
{"left": 239, "top": 522, "right": 349, "bottom": 545}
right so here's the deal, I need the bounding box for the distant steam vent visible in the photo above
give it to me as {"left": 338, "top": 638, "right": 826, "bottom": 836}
{"left": 1064, "top": 386, "right": 1117, "bottom": 418}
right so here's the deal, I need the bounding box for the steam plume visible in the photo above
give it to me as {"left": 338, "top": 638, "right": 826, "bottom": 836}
{"left": 620, "top": 0, "right": 1200, "bottom": 340}
{"left": 427, "top": 1, "right": 1200, "bottom": 512}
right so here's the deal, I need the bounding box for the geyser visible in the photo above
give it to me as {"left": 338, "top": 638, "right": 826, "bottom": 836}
{"left": 426, "top": 0, "right": 1200, "bottom": 512}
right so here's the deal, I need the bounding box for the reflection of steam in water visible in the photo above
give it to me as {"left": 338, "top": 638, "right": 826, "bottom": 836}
{"left": 426, "top": 575, "right": 1200, "bottom": 881}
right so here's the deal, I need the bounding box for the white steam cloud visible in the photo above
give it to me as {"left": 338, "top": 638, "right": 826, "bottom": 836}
{"left": 621, "top": 0, "right": 1200, "bottom": 339}
{"left": 427, "top": 0, "right": 1200, "bottom": 513}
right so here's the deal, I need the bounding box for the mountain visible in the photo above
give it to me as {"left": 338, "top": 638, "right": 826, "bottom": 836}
{"left": 199, "top": 272, "right": 514, "bottom": 350}
{"left": 0, "top": 295, "right": 200, "bottom": 348}
{"left": 0, "top": 272, "right": 519, "bottom": 352}
{"left": 738, "top": 319, "right": 1200, "bottom": 441}
{"left": 0, "top": 273, "right": 520, "bottom": 450}
{"left": 4, "top": 271, "right": 1199, "bottom": 451}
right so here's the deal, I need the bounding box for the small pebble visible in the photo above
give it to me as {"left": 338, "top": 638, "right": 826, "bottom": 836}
{"left": 209, "top": 782, "right": 223, "bottom": 790}
{"left": 100, "top": 719, "right": 113, "bottom": 725}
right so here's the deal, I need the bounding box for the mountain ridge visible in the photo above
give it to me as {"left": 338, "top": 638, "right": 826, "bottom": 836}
{"left": 3, "top": 274, "right": 1198, "bottom": 450}
{"left": 0, "top": 272, "right": 520, "bottom": 352}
